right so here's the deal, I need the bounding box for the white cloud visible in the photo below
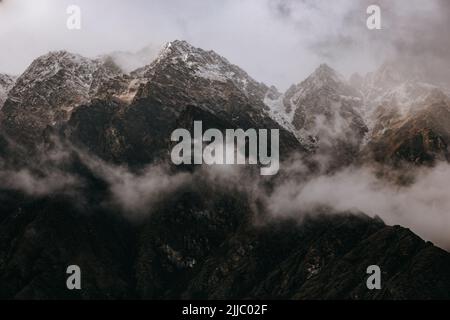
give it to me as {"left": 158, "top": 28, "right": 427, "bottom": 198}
{"left": 267, "top": 163, "right": 450, "bottom": 250}
{"left": 1, "top": 0, "right": 449, "bottom": 89}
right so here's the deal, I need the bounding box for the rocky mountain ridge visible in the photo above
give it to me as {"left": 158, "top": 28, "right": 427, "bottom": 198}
{"left": 0, "top": 40, "right": 449, "bottom": 299}
{"left": 0, "top": 51, "right": 127, "bottom": 148}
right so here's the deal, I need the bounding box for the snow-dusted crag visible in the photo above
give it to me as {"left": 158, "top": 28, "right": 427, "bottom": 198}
{"left": 0, "top": 51, "right": 127, "bottom": 147}
{"left": 265, "top": 64, "right": 368, "bottom": 167}
{"left": 358, "top": 61, "right": 448, "bottom": 122}
{"left": 3, "top": 40, "right": 450, "bottom": 167}
{"left": 0, "top": 74, "right": 16, "bottom": 109}
{"left": 62, "top": 40, "right": 306, "bottom": 164}
{"left": 133, "top": 40, "right": 270, "bottom": 101}
{"left": 357, "top": 61, "right": 450, "bottom": 164}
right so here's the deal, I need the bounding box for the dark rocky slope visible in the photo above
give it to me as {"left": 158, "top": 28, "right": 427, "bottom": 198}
{"left": 1, "top": 187, "right": 449, "bottom": 299}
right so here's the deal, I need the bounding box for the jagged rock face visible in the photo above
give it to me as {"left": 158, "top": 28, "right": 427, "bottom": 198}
{"left": 64, "top": 41, "right": 306, "bottom": 166}
{"left": 130, "top": 40, "right": 272, "bottom": 122}
{"left": 287, "top": 64, "right": 366, "bottom": 135}
{"left": 359, "top": 60, "right": 449, "bottom": 125}
{"left": 360, "top": 60, "right": 450, "bottom": 165}
{"left": 0, "top": 51, "right": 126, "bottom": 148}
{"left": 342, "top": 58, "right": 450, "bottom": 167}
{"left": 361, "top": 61, "right": 411, "bottom": 105}
{"left": 133, "top": 40, "right": 270, "bottom": 102}
{"left": 0, "top": 74, "right": 16, "bottom": 109}
{"left": 265, "top": 64, "right": 368, "bottom": 169}
{"left": 366, "top": 100, "right": 450, "bottom": 164}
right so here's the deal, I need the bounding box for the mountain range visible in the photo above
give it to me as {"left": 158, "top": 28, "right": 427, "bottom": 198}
{"left": 0, "top": 40, "right": 449, "bottom": 299}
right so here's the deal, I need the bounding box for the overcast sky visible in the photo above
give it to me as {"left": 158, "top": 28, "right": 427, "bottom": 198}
{"left": 0, "top": 0, "right": 449, "bottom": 89}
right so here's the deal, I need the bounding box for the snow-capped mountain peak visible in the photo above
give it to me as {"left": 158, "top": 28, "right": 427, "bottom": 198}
{"left": 0, "top": 50, "right": 127, "bottom": 146}
{"left": 305, "top": 63, "right": 347, "bottom": 88}
{"left": 360, "top": 60, "right": 450, "bottom": 124}
{"left": 8, "top": 50, "right": 100, "bottom": 103}
{"left": 132, "top": 40, "right": 270, "bottom": 103}
{"left": 263, "top": 64, "right": 367, "bottom": 158}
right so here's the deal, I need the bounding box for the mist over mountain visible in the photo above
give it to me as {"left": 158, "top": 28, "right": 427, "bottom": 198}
{"left": 0, "top": 38, "right": 449, "bottom": 299}
{"left": 2, "top": 0, "right": 450, "bottom": 91}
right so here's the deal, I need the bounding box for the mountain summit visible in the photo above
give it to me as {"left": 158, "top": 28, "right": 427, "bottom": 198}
{"left": 0, "top": 51, "right": 125, "bottom": 147}
{"left": 61, "top": 40, "right": 307, "bottom": 165}
{"left": 133, "top": 40, "right": 270, "bottom": 102}
{"left": 264, "top": 64, "right": 367, "bottom": 169}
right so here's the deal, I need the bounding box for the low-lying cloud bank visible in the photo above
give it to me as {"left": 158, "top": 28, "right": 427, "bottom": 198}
{"left": 267, "top": 163, "right": 450, "bottom": 249}
{"left": 0, "top": 168, "right": 81, "bottom": 196}
{"left": 1, "top": 143, "right": 450, "bottom": 250}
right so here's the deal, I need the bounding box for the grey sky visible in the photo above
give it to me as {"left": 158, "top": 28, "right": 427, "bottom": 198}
{"left": 0, "top": 0, "right": 449, "bottom": 89}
